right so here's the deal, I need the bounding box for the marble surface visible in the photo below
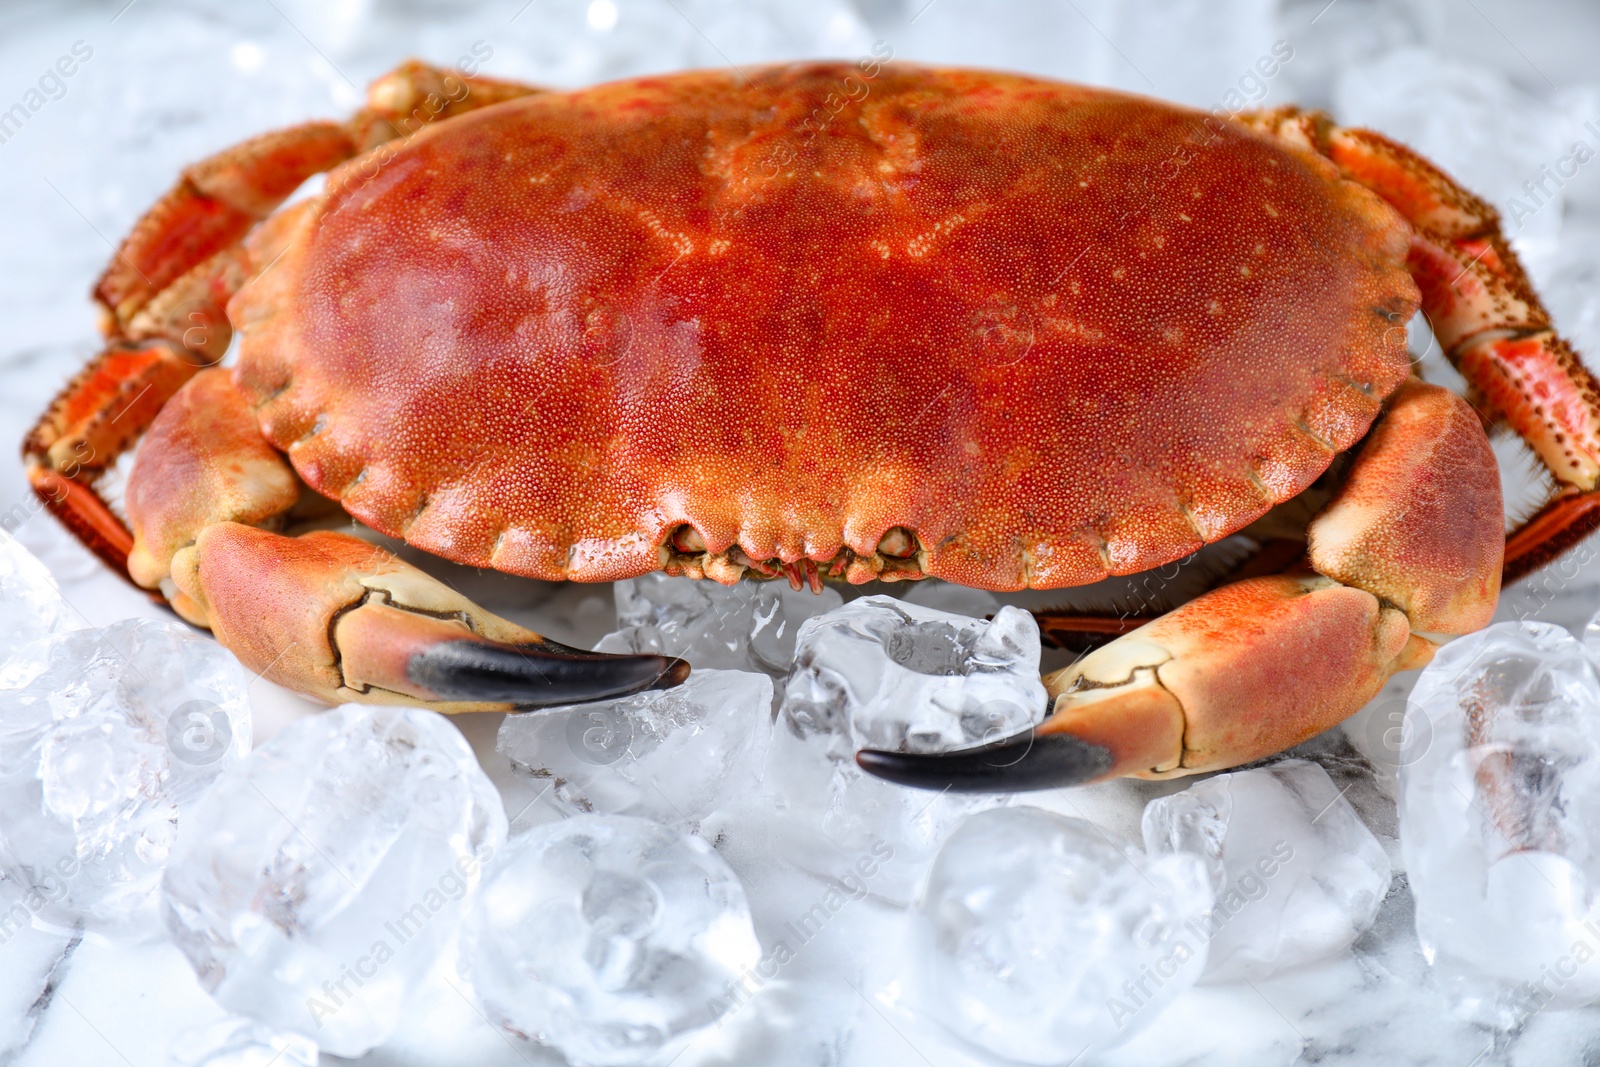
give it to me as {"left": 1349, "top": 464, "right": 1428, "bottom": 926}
{"left": 3, "top": 0, "right": 1600, "bottom": 1064}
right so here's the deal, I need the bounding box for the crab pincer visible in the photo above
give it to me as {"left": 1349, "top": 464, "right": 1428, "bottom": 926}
{"left": 857, "top": 574, "right": 1425, "bottom": 791}
{"left": 861, "top": 380, "right": 1503, "bottom": 791}
{"left": 102, "top": 367, "right": 683, "bottom": 712}
{"left": 339, "top": 600, "right": 688, "bottom": 707}
{"left": 175, "top": 522, "right": 688, "bottom": 711}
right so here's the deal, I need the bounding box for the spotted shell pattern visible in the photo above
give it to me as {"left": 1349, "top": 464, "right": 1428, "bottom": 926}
{"left": 230, "top": 62, "right": 1419, "bottom": 591}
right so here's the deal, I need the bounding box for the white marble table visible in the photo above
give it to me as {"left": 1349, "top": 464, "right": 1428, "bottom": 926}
{"left": 3, "top": 0, "right": 1600, "bottom": 1064}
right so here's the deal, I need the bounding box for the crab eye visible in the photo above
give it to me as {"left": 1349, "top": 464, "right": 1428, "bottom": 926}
{"left": 877, "top": 526, "right": 918, "bottom": 558}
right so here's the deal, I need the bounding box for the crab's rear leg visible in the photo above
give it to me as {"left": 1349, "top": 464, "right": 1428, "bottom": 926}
{"left": 97, "top": 60, "right": 543, "bottom": 330}
{"left": 130, "top": 369, "right": 685, "bottom": 710}
{"left": 1244, "top": 108, "right": 1600, "bottom": 581}
{"left": 26, "top": 61, "right": 543, "bottom": 581}
{"left": 860, "top": 379, "right": 1502, "bottom": 790}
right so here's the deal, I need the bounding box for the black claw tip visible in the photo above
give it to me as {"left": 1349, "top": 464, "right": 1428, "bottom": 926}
{"left": 649, "top": 656, "right": 692, "bottom": 690}
{"left": 855, "top": 729, "right": 1114, "bottom": 793}
{"left": 411, "top": 639, "right": 690, "bottom": 707}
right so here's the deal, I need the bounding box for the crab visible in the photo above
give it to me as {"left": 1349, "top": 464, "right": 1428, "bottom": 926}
{"left": 24, "top": 60, "right": 1600, "bottom": 793}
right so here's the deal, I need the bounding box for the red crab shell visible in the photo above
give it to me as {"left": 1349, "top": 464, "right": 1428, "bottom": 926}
{"left": 230, "top": 62, "right": 1418, "bottom": 591}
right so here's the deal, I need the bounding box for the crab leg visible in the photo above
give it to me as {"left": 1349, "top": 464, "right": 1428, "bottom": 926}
{"left": 1028, "top": 538, "right": 1310, "bottom": 652}
{"left": 859, "top": 379, "right": 1502, "bottom": 790}
{"left": 126, "top": 369, "right": 685, "bottom": 710}
{"left": 98, "top": 60, "right": 542, "bottom": 332}
{"left": 1241, "top": 108, "right": 1600, "bottom": 581}
{"left": 26, "top": 61, "right": 543, "bottom": 581}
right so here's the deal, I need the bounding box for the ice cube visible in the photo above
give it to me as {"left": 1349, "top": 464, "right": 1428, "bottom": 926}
{"left": 161, "top": 704, "right": 506, "bottom": 1058}
{"left": 906, "top": 807, "right": 1212, "bottom": 1065}
{"left": 1581, "top": 605, "right": 1600, "bottom": 660}
{"left": 0, "top": 618, "right": 250, "bottom": 934}
{"left": 0, "top": 531, "right": 73, "bottom": 664}
{"left": 780, "top": 595, "right": 1047, "bottom": 755}
{"left": 1401, "top": 621, "right": 1600, "bottom": 1027}
{"left": 753, "top": 721, "right": 1002, "bottom": 908}
{"left": 461, "top": 814, "right": 762, "bottom": 1067}
{"left": 1141, "top": 759, "right": 1392, "bottom": 982}
{"left": 167, "top": 1017, "right": 317, "bottom": 1067}
{"left": 497, "top": 668, "right": 773, "bottom": 826}
{"left": 596, "top": 572, "right": 842, "bottom": 682}
{"left": 764, "top": 597, "right": 1047, "bottom": 905}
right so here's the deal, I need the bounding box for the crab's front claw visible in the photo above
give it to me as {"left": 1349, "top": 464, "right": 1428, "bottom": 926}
{"left": 863, "top": 379, "right": 1504, "bottom": 792}
{"left": 172, "top": 522, "right": 687, "bottom": 711}
{"left": 858, "top": 574, "right": 1433, "bottom": 792}
{"left": 335, "top": 600, "right": 689, "bottom": 707}
{"left": 854, "top": 727, "right": 1118, "bottom": 793}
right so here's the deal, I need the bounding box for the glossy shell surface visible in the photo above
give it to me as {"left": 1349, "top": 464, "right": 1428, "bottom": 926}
{"left": 232, "top": 62, "right": 1418, "bottom": 590}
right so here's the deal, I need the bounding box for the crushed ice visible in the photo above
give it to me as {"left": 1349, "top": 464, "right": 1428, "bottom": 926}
{"left": 780, "top": 595, "right": 1047, "bottom": 753}
{"left": 760, "top": 596, "right": 1048, "bottom": 906}
{"left": 13, "top": 494, "right": 1600, "bottom": 1060}
{"left": 462, "top": 813, "right": 761, "bottom": 1066}
{"left": 1402, "top": 621, "right": 1600, "bottom": 1028}
{"left": 906, "top": 807, "right": 1212, "bottom": 1064}
{"left": 166, "top": 1017, "right": 318, "bottom": 1067}
{"left": 161, "top": 703, "right": 506, "bottom": 1057}
{"left": 597, "top": 572, "right": 842, "bottom": 696}
{"left": 0, "top": 536, "right": 251, "bottom": 935}
{"left": 1143, "top": 759, "right": 1392, "bottom": 982}
{"left": 497, "top": 667, "right": 773, "bottom": 827}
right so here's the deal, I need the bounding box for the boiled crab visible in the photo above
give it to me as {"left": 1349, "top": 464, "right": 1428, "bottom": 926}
{"left": 25, "top": 60, "right": 1600, "bottom": 791}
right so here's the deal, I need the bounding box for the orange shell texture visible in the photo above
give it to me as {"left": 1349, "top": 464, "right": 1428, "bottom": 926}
{"left": 232, "top": 62, "right": 1419, "bottom": 590}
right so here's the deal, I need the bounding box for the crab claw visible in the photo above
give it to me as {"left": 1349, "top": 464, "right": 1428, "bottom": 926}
{"left": 854, "top": 673, "right": 1173, "bottom": 793}
{"left": 336, "top": 599, "right": 688, "bottom": 707}
{"left": 855, "top": 728, "right": 1115, "bottom": 793}
{"left": 858, "top": 574, "right": 1433, "bottom": 792}
{"left": 171, "top": 523, "right": 687, "bottom": 711}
